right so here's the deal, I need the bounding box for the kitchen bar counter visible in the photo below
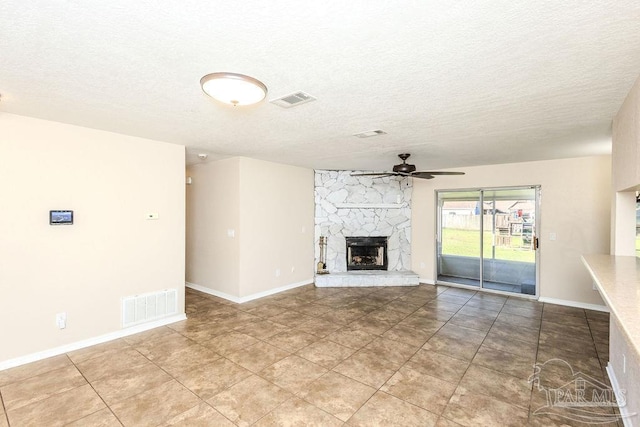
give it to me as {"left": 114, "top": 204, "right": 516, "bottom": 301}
{"left": 582, "top": 254, "right": 640, "bottom": 425}
{"left": 581, "top": 254, "right": 640, "bottom": 357}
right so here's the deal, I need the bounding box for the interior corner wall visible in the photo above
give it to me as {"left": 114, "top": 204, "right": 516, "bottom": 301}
{"left": 611, "top": 72, "right": 640, "bottom": 256}
{"left": 185, "top": 158, "right": 241, "bottom": 297}
{"left": 611, "top": 191, "right": 637, "bottom": 256}
{"left": 411, "top": 155, "right": 611, "bottom": 306}
{"left": 0, "top": 113, "right": 186, "bottom": 364}
{"left": 238, "top": 158, "right": 315, "bottom": 298}
{"left": 185, "top": 157, "right": 314, "bottom": 301}
{"left": 612, "top": 74, "right": 640, "bottom": 193}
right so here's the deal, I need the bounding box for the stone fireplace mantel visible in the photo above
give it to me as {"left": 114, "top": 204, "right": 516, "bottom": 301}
{"left": 335, "top": 203, "right": 407, "bottom": 209}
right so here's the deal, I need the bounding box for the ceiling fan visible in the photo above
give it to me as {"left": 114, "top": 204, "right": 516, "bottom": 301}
{"left": 351, "top": 153, "right": 465, "bottom": 180}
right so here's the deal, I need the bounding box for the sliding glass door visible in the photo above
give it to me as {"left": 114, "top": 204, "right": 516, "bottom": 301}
{"left": 436, "top": 186, "right": 539, "bottom": 296}
{"left": 436, "top": 190, "right": 483, "bottom": 287}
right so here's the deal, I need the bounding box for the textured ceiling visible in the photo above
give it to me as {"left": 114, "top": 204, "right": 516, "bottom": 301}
{"left": 1, "top": 1, "right": 640, "bottom": 171}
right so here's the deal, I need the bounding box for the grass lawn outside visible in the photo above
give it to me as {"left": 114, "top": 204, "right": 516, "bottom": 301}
{"left": 441, "top": 228, "right": 536, "bottom": 263}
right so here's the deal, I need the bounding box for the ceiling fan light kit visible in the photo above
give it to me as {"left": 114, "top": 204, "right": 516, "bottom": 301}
{"left": 351, "top": 153, "right": 465, "bottom": 180}
{"left": 200, "top": 72, "right": 267, "bottom": 106}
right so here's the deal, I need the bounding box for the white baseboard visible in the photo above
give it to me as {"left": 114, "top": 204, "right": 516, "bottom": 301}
{"left": 0, "top": 313, "right": 186, "bottom": 372}
{"left": 538, "top": 296, "right": 609, "bottom": 312}
{"left": 186, "top": 279, "right": 314, "bottom": 304}
{"left": 419, "top": 278, "right": 436, "bottom": 285}
{"left": 185, "top": 282, "right": 242, "bottom": 303}
{"left": 606, "top": 363, "right": 634, "bottom": 427}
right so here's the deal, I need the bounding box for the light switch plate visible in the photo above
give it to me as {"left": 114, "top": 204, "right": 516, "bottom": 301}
{"left": 56, "top": 312, "right": 67, "bottom": 329}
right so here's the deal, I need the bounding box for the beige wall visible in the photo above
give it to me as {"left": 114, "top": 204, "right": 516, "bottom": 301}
{"left": 186, "top": 157, "right": 314, "bottom": 300}
{"left": 412, "top": 155, "right": 611, "bottom": 306}
{"left": 186, "top": 158, "right": 240, "bottom": 296}
{"left": 0, "top": 113, "right": 186, "bottom": 364}
{"left": 238, "top": 158, "right": 315, "bottom": 297}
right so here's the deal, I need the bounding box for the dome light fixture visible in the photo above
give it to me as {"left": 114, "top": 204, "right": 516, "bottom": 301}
{"left": 200, "top": 72, "right": 267, "bottom": 106}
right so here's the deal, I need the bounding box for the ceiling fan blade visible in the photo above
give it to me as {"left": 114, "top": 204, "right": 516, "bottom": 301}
{"left": 350, "top": 172, "right": 397, "bottom": 177}
{"left": 411, "top": 172, "right": 435, "bottom": 179}
{"left": 415, "top": 171, "right": 465, "bottom": 176}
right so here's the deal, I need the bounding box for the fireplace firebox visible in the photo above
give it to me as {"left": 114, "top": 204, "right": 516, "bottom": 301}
{"left": 346, "top": 237, "right": 388, "bottom": 271}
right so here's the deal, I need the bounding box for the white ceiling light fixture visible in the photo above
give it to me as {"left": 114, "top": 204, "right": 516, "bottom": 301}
{"left": 200, "top": 72, "right": 267, "bottom": 106}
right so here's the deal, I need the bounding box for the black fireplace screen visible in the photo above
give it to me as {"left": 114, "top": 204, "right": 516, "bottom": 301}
{"left": 346, "top": 236, "right": 388, "bottom": 271}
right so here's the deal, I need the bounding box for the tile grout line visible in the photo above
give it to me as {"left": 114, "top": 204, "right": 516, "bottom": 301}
{"left": 374, "top": 289, "right": 518, "bottom": 419}
{"left": 246, "top": 288, "right": 416, "bottom": 424}
{"left": 338, "top": 290, "right": 443, "bottom": 423}
{"left": 585, "top": 314, "right": 610, "bottom": 376}
{"left": 66, "top": 353, "right": 127, "bottom": 426}
{"left": 263, "top": 290, "right": 412, "bottom": 363}
{"left": 335, "top": 287, "right": 475, "bottom": 421}
{"left": 256, "top": 386, "right": 343, "bottom": 425}
{"left": 505, "top": 298, "right": 543, "bottom": 419}
{"left": 1, "top": 355, "right": 116, "bottom": 426}
{"left": 442, "top": 294, "right": 545, "bottom": 420}
{"left": 277, "top": 287, "right": 437, "bottom": 422}
{"left": 72, "top": 335, "right": 214, "bottom": 426}
{"left": 0, "top": 388, "right": 10, "bottom": 427}
{"left": 439, "top": 292, "right": 508, "bottom": 416}
{"left": 131, "top": 333, "right": 240, "bottom": 426}
{"left": 526, "top": 301, "right": 545, "bottom": 423}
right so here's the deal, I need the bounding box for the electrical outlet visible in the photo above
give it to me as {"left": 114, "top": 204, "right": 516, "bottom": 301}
{"left": 420, "top": 262, "right": 426, "bottom": 269}
{"left": 275, "top": 268, "right": 281, "bottom": 277}
{"left": 291, "top": 266, "right": 295, "bottom": 273}
{"left": 56, "top": 312, "right": 67, "bottom": 329}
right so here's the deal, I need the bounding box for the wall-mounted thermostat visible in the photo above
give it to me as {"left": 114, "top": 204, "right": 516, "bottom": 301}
{"left": 50, "top": 210, "right": 73, "bottom": 225}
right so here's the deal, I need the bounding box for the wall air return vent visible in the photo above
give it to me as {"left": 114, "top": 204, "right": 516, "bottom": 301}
{"left": 270, "top": 91, "right": 316, "bottom": 108}
{"left": 122, "top": 288, "right": 177, "bottom": 328}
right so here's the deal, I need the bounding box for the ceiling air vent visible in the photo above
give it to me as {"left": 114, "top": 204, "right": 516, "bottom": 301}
{"left": 354, "top": 130, "right": 387, "bottom": 138}
{"left": 270, "top": 91, "right": 316, "bottom": 108}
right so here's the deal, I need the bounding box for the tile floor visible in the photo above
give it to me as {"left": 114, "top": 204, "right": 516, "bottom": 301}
{"left": 0, "top": 284, "right": 621, "bottom": 426}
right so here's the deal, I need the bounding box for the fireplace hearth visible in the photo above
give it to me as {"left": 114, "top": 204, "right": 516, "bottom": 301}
{"left": 346, "top": 236, "right": 388, "bottom": 271}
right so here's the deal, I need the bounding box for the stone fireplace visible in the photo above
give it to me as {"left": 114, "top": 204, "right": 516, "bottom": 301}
{"left": 314, "top": 170, "right": 414, "bottom": 275}
{"left": 346, "top": 236, "right": 388, "bottom": 271}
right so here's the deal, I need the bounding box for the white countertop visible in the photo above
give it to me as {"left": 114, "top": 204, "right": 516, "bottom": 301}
{"left": 582, "top": 254, "right": 640, "bottom": 357}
